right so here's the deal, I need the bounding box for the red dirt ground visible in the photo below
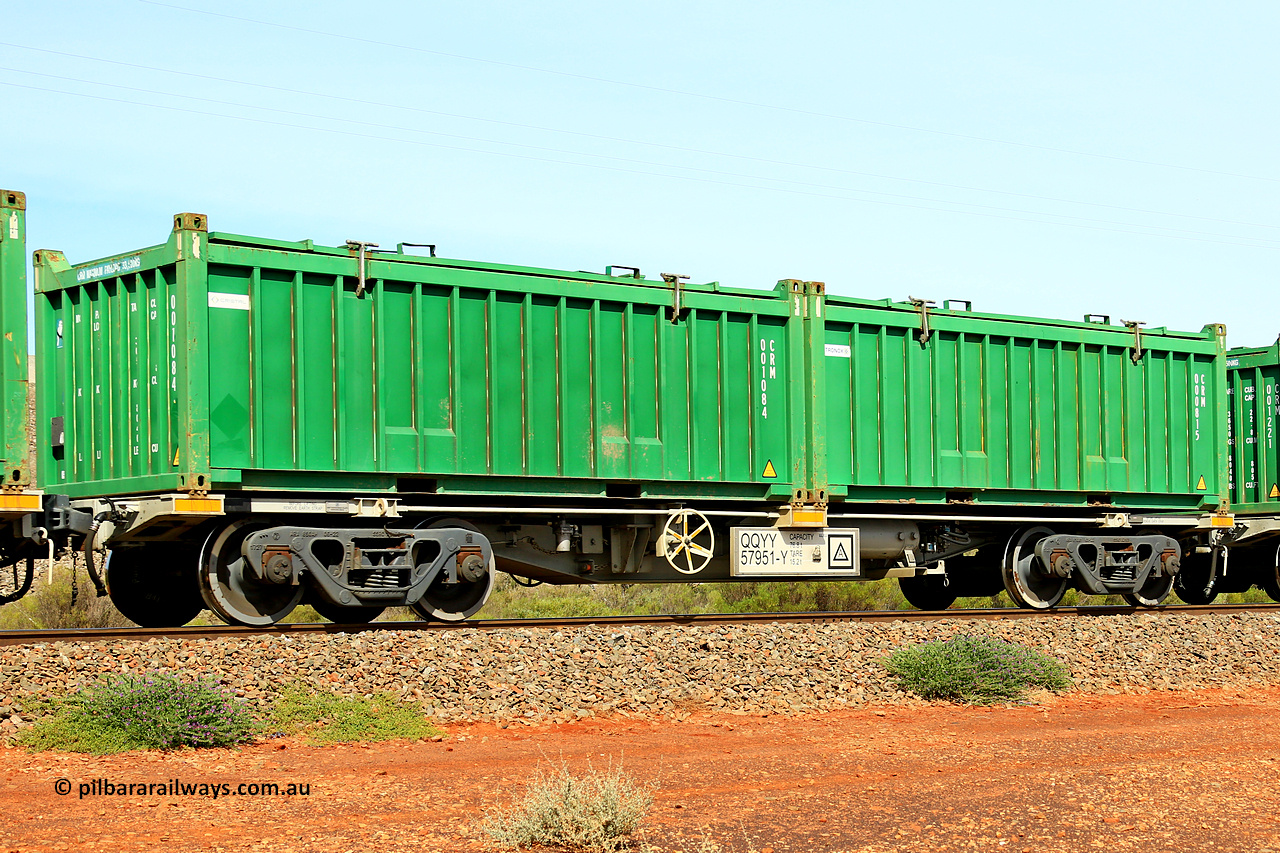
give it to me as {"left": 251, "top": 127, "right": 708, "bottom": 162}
{"left": 2, "top": 687, "right": 1279, "bottom": 853}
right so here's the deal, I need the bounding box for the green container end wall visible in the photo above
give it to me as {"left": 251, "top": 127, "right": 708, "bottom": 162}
{"left": 0, "top": 190, "right": 30, "bottom": 487}
{"left": 32, "top": 215, "right": 799, "bottom": 500}
{"left": 820, "top": 296, "right": 1229, "bottom": 510}
{"left": 1226, "top": 340, "right": 1280, "bottom": 512}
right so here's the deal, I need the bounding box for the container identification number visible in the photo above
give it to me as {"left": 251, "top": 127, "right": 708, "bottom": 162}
{"left": 758, "top": 337, "right": 777, "bottom": 419}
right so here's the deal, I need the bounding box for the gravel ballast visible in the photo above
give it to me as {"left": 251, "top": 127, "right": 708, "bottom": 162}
{"left": 1, "top": 613, "right": 1278, "bottom": 732}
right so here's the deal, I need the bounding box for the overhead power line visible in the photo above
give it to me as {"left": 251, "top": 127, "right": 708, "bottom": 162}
{"left": 4, "top": 41, "right": 1277, "bottom": 235}
{"left": 139, "top": 0, "right": 1280, "bottom": 186}
{"left": 2, "top": 76, "right": 1277, "bottom": 252}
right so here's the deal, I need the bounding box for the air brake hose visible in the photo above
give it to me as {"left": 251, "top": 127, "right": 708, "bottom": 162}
{"left": 81, "top": 513, "right": 110, "bottom": 598}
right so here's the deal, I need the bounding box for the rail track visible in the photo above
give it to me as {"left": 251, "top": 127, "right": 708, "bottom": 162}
{"left": 3, "top": 602, "right": 1278, "bottom": 646}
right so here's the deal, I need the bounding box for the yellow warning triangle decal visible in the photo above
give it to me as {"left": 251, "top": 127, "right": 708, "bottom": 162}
{"left": 1196, "top": 475, "right": 1207, "bottom": 491}
{"left": 1270, "top": 483, "right": 1279, "bottom": 499}
{"left": 762, "top": 459, "right": 778, "bottom": 479}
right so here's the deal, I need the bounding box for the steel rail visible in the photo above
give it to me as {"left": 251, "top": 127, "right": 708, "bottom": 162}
{"left": 2, "top": 603, "right": 1278, "bottom": 646}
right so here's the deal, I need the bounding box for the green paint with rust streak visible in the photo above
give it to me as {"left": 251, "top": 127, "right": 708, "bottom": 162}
{"left": 0, "top": 190, "right": 30, "bottom": 487}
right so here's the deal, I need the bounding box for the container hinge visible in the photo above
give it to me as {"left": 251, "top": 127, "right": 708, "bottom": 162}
{"left": 1122, "top": 319, "right": 1145, "bottom": 364}
{"left": 662, "top": 273, "right": 690, "bottom": 324}
{"left": 907, "top": 296, "right": 936, "bottom": 344}
{"left": 346, "top": 240, "right": 380, "bottom": 297}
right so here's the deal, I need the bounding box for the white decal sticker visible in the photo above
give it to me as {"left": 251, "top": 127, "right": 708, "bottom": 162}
{"left": 1193, "top": 372, "right": 1207, "bottom": 441}
{"left": 75, "top": 254, "right": 141, "bottom": 283}
{"left": 7, "top": 212, "right": 16, "bottom": 240}
{"left": 824, "top": 344, "right": 851, "bottom": 358}
{"left": 208, "top": 292, "right": 250, "bottom": 311}
{"left": 758, "top": 337, "right": 778, "bottom": 419}
{"left": 731, "top": 527, "right": 861, "bottom": 577}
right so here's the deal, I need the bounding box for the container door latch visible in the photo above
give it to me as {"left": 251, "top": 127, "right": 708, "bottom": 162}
{"left": 346, "top": 240, "right": 379, "bottom": 297}
{"left": 1122, "top": 319, "right": 1145, "bottom": 364}
{"left": 662, "top": 273, "right": 690, "bottom": 324}
{"left": 907, "top": 296, "right": 936, "bottom": 344}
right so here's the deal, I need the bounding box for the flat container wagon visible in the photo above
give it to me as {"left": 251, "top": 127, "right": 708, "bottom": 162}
{"left": 0, "top": 202, "right": 1238, "bottom": 625}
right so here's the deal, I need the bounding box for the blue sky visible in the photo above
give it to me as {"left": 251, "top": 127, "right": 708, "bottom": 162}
{"left": 5, "top": 1, "right": 1278, "bottom": 346}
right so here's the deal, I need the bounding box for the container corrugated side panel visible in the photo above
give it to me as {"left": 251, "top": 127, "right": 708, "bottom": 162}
{"left": 0, "top": 191, "right": 31, "bottom": 487}
{"left": 32, "top": 226, "right": 196, "bottom": 496}
{"left": 203, "top": 238, "right": 797, "bottom": 498}
{"left": 1226, "top": 341, "right": 1280, "bottom": 511}
{"left": 822, "top": 297, "right": 1227, "bottom": 509}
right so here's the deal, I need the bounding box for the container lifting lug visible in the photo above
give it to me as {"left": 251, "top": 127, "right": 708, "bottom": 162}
{"left": 396, "top": 242, "right": 436, "bottom": 257}
{"left": 1122, "top": 319, "right": 1145, "bottom": 364}
{"left": 346, "top": 240, "right": 380, "bottom": 297}
{"left": 907, "top": 296, "right": 936, "bottom": 344}
{"left": 662, "top": 273, "right": 690, "bottom": 324}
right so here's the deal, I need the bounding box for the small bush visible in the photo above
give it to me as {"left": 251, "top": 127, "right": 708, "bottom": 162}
{"left": 21, "top": 673, "right": 254, "bottom": 753}
{"left": 483, "top": 760, "right": 653, "bottom": 852}
{"left": 0, "top": 569, "right": 133, "bottom": 629}
{"left": 883, "top": 635, "right": 1073, "bottom": 705}
{"left": 269, "top": 685, "right": 441, "bottom": 744}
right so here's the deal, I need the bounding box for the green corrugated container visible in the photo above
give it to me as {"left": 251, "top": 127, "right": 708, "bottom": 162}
{"left": 27, "top": 211, "right": 1230, "bottom": 512}
{"left": 818, "top": 293, "right": 1229, "bottom": 510}
{"left": 32, "top": 214, "right": 802, "bottom": 501}
{"left": 1226, "top": 340, "right": 1280, "bottom": 513}
{"left": 0, "top": 190, "right": 31, "bottom": 488}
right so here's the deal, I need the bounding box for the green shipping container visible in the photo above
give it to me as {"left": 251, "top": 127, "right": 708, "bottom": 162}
{"left": 32, "top": 214, "right": 802, "bottom": 501}
{"left": 1226, "top": 339, "right": 1280, "bottom": 513}
{"left": 0, "top": 190, "right": 30, "bottom": 489}
{"left": 818, "top": 295, "right": 1228, "bottom": 511}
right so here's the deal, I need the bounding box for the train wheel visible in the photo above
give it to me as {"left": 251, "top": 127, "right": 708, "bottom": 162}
{"left": 105, "top": 545, "right": 204, "bottom": 628}
{"left": 307, "top": 592, "right": 385, "bottom": 625}
{"left": 410, "top": 570, "right": 493, "bottom": 622}
{"left": 1262, "top": 543, "right": 1280, "bottom": 603}
{"left": 898, "top": 574, "right": 956, "bottom": 610}
{"left": 1174, "top": 550, "right": 1219, "bottom": 605}
{"left": 1001, "top": 526, "right": 1066, "bottom": 610}
{"left": 409, "top": 517, "right": 494, "bottom": 622}
{"left": 198, "top": 520, "right": 303, "bottom": 626}
{"left": 1122, "top": 572, "right": 1175, "bottom": 608}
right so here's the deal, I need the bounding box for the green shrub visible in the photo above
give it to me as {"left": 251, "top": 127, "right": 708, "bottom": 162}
{"left": 0, "top": 571, "right": 133, "bottom": 629}
{"left": 268, "top": 685, "right": 441, "bottom": 744}
{"left": 21, "top": 673, "right": 254, "bottom": 753}
{"left": 483, "top": 760, "right": 653, "bottom": 852}
{"left": 883, "top": 635, "right": 1072, "bottom": 705}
